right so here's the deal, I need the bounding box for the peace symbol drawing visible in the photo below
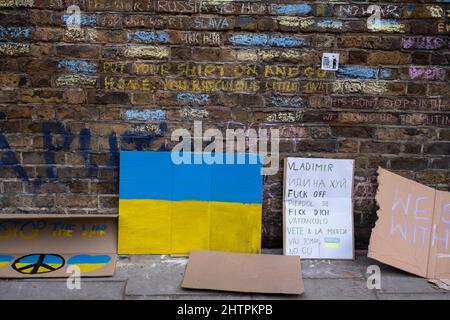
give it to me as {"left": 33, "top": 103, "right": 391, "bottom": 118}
{"left": 11, "top": 254, "right": 65, "bottom": 274}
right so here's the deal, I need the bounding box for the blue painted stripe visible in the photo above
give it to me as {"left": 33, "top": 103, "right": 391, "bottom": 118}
{"left": 127, "top": 31, "right": 170, "bottom": 44}
{"left": 17, "top": 254, "right": 63, "bottom": 264}
{"left": 119, "top": 152, "right": 263, "bottom": 204}
{"left": 337, "top": 67, "right": 377, "bottom": 79}
{"left": 324, "top": 237, "right": 340, "bottom": 243}
{"left": 0, "top": 255, "right": 13, "bottom": 262}
{"left": 272, "top": 4, "right": 312, "bottom": 14}
{"left": 61, "top": 14, "right": 97, "bottom": 26}
{"left": 58, "top": 59, "right": 97, "bottom": 74}
{"left": 230, "top": 34, "right": 306, "bottom": 47}
{"left": 68, "top": 254, "right": 111, "bottom": 264}
{"left": 43, "top": 255, "right": 64, "bottom": 264}
{"left": 317, "top": 20, "right": 343, "bottom": 29}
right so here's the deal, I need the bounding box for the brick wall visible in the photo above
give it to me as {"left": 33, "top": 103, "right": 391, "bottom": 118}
{"left": 0, "top": 0, "right": 449, "bottom": 248}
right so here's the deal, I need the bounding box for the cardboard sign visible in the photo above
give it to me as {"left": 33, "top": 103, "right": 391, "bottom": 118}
{"left": 182, "top": 250, "right": 304, "bottom": 295}
{"left": 0, "top": 214, "right": 117, "bottom": 278}
{"left": 369, "top": 168, "right": 450, "bottom": 279}
{"left": 118, "top": 152, "right": 263, "bottom": 254}
{"left": 283, "top": 158, "right": 355, "bottom": 259}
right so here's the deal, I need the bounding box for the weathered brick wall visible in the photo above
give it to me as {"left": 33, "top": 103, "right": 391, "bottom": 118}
{"left": 0, "top": 0, "right": 449, "bottom": 248}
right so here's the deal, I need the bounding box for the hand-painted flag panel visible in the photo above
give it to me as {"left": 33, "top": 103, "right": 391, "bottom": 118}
{"left": 118, "top": 152, "right": 263, "bottom": 254}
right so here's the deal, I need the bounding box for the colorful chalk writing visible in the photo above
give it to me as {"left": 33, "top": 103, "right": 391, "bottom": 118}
{"left": 0, "top": 26, "right": 30, "bottom": 40}
{"left": 62, "top": 14, "right": 97, "bottom": 26}
{"left": 402, "top": 36, "right": 447, "bottom": 50}
{"left": 127, "top": 31, "right": 170, "bottom": 44}
{"left": 229, "top": 34, "right": 307, "bottom": 47}
{"left": 177, "top": 92, "right": 209, "bottom": 103}
{"left": 337, "top": 67, "right": 378, "bottom": 79}
{"left": 58, "top": 59, "right": 97, "bottom": 74}
{"left": 270, "top": 96, "right": 306, "bottom": 108}
{"left": 271, "top": 4, "right": 312, "bottom": 15}
{"left": 408, "top": 66, "right": 446, "bottom": 81}
{"left": 0, "top": 220, "right": 109, "bottom": 240}
{"left": 124, "top": 109, "right": 167, "bottom": 121}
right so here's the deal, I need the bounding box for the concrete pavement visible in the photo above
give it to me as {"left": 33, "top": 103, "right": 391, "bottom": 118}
{"left": 0, "top": 250, "right": 448, "bottom": 300}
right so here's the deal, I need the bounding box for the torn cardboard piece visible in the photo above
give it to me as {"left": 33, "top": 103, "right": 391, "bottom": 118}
{"left": 181, "top": 250, "right": 304, "bottom": 295}
{"left": 428, "top": 279, "right": 450, "bottom": 291}
{"left": 0, "top": 214, "right": 117, "bottom": 278}
{"left": 368, "top": 168, "right": 450, "bottom": 279}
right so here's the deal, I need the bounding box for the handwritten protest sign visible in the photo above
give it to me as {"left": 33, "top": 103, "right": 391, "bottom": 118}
{"left": 283, "top": 158, "right": 355, "bottom": 259}
{"left": 0, "top": 214, "right": 117, "bottom": 278}
{"left": 369, "top": 168, "right": 450, "bottom": 279}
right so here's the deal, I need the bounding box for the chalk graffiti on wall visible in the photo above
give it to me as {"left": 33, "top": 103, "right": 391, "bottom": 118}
{"left": 366, "top": 5, "right": 406, "bottom": 33}
{"left": 408, "top": 66, "right": 446, "bottom": 81}
{"left": 402, "top": 36, "right": 448, "bottom": 50}
{"left": 0, "top": 121, "right": 168, "bottom": 185}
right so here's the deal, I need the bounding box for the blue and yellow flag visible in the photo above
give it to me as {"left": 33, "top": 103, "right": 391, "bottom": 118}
{"left": 118, "top": 152, "right": 263, "bottom": 254}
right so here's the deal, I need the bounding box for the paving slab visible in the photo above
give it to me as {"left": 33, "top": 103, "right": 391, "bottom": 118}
{"left": 253, "top": 278, "right": 378, "bottom": 300}
{"left": 301, "top": 259, "right": 365, "bottom": 279}
{"left": 375, "top": 274, "right": 445, "bottom": 294}
{"left": 0, "top": 280, "right": 125, "bottom": 300}
{"left": 377, "top": 293, "right": 450, "bottom": 300}
{"left": 123, "top": 255, "right": 207, "bottom": 296}
{"left": 0, "top": 252, "right": 448, "bottom": 300}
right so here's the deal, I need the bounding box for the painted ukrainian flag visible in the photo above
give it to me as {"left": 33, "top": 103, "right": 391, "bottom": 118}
{"left": 67, "top": 254, "right": 112, "bottom": 273}
{"left": 0, "top": 255, "right": 13, "bottom": 268}
{"left": 118, "top": 152, "right": 263, "bottom": 254}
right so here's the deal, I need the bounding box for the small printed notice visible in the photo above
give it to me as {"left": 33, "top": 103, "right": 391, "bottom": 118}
{"left": 283, "top": 158, "right": 354, "bottom": 259}
{"left": 321, "top": 53, "right": 339, "bottom": 71}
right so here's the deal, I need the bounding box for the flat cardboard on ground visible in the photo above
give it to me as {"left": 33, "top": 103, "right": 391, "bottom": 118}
{"left": 368, "top": 168, "right": 450, "bottom": 279}
{"left": 0, "top": 214, "right": 117, "bottom": 278}
{"left": 181, "top": 250, "right": 304, "bottom": 295}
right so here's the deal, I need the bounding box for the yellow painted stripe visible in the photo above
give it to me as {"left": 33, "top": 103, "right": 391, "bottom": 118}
{"left": 118, "top": 199, "right": 262, "bottom": 254}
{"left": 0, "top": 262, "right": 9, "bottom": 268}
{"left": 324, "top": 243, "right": 340, "bottom": 249}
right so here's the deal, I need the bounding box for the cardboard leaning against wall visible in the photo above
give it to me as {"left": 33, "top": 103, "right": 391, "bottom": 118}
{"left": 0, "top": 214, "right": 117, "bottom": 278}
{"left": 369, "top": 168, "right": 450, "bottom": 279}
{"left": 118, "top": 151, "right": 263, "bottom": 254}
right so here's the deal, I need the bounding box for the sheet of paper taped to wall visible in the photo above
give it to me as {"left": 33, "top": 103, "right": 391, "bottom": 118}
{"left": 181, "top": 250, "right": 304, "bottom": 295}
{"left": 368, "top": 168, "right": 450, "bottom": 279}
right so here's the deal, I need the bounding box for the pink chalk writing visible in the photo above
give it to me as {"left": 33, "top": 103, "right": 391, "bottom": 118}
{"left": 408, "top": 66, "right": 446, "bottom": 81}
{"left": 402, "top": 36, "right": 447, "bottom": 50}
